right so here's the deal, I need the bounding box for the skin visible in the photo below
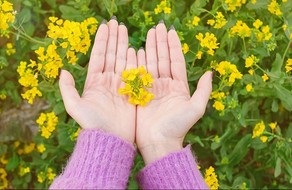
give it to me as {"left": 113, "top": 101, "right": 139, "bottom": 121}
{"left": 136, "top": 22, "right": 213, "bottom": 164}
{"left": 59, "top": 18, "right": 213, "bottom": 165}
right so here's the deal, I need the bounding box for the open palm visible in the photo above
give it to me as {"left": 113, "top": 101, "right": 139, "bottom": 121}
{"left": 136, "top": 23, "right": 213, "bottom": 164}
{"left": 59, "top": 19, "right": 137, "bottom": 143}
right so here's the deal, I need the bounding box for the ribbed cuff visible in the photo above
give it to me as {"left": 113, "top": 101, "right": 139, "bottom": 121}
{"left": 137, "top": 145, "right": 208, "bottom": 189}
{"left": 50, "top": 129, "right": 136, "bottom": 189}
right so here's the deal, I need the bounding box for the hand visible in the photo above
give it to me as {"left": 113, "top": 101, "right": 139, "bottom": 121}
{"left": 59, "top": 18, "right": 137, "bottom": 143}
{"left": 136, "top": 22, "right": 213, "bottom": 164}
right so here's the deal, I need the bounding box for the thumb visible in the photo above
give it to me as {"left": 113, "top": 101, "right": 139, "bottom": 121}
{"left": 190, "top": 71, "right": 213, "bottom": 118}
{"left": 59, "top": 70, "right": 81, "bottom": 114}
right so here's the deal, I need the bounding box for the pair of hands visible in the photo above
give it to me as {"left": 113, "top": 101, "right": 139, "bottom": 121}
{"left": 59, "top": 18, "right": 213, "bottom": 164}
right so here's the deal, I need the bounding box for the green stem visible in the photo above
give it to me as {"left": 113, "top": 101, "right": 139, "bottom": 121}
{"left": 281, "top": 40, "right": 292, "bottom": 66}
{"left": 12, "top": 25, "right": 46, "bottom": 45}
{"left": 242, "top": 37, "right": 247, "bottom": 55}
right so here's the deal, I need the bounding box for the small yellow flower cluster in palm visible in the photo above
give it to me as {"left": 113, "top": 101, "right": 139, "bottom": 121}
{"left": 224, "top": 0, "right": 247, "bottom": 12}
{"left": 207, "top": 12, "right": 227, "bottom": 29}
{"left": 37, "top": 168, "right": 56, "bottom": 184}
{"left": 18, "top": 166, "right": 30, "bottom": 177}
{"left": 268, "top": 0, "right": 282, "bottom": 16}
{"left": 0, "top": 168, "right": 8, "bottom": 189}
{"left": 230, "top": 20, "right": 251, "bottom": 38}
{"left": 17, "top": 61, "right": 42, "bottom": 104}
{"left": 252, "top": 19, "right": 273, "bottom": 42}
{"left": 47, "top": 16, "right": 98, "bottom": 63}
{"left": 119, "top": 66, "right": 154, "bottom": 106}
{"left": 154, "top": 0, "right": 171, "bottom": 14}
{"left": 204, "top": 166, "right": 219, "bottom": 190}
{"left": 0, "top": 0, "right": 16, "bottom": 37}
{"left": 285, "top": 59, "right": 292, "bottom": 73}
{"left": 196, "top": 32, "right": 219, "bottom": 56}
{"left": 36, "top": 112, "right": 58, "bottom": 139}
{"left": 215, "top": 61, "right": 243, "bottom": 86}
{"left": 5, "top": 42, "right": 15, "bottom": 55}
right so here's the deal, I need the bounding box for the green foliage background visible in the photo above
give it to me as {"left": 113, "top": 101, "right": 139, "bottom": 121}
{"left": 0, "top": 0, "right": 292, "bottom": 189}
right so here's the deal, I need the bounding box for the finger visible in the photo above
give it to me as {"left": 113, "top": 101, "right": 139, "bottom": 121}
{"left": 168, "top": 27, "right": 188, "bottom": 85}
{"left": 190, "top": 71, "right": 213, "bottom": 119}
{"left": 137, "top": 48, "right": 146, "bottom": 69}
{"left": 59, "top": 70, "right": 81, "bottom": 115}
{"left": 104, "top": 18, "right": 118, "bottom": 72}
{"left": 156, "top": 21, "right": 171, "bottom": 78}
{"left": 115, "top": 23, "right": 128, "bottom": 74}
{"left": 146, "top": 28, "right": 159, "bottom": 78}
{"left": 87, "top": 21, "right": 108, "bottom": 74}
{"left": 126, "top": 47, "right": 137, "bottom": 69}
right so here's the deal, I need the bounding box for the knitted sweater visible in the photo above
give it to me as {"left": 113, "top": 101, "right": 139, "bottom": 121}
{"left": 50, "top": 130, "right": 208, "bottom": 189}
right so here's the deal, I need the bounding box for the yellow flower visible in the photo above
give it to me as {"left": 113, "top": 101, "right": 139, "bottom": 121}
{"left": 47, "top": 168, "right": 56, "bottom": 181}
{"left": 19, "top": 166, "right": 30, "bottom": 176}
{"left": 196, "top": 51, "right": 203, "bottom": 59}
{"left": 0, "top": 168, "right": 8, "bottom": 189}
{"left": 285, "top": 59, "right": 292, "bottom": 73}
{"left": 23, "top": 143, "right": 35, "bottom": 154}
{"left": 246, "top": 83, "right": 253, "bottom": 92}
{"left": 154, "top": 0, "right": 171, "bottom": 15}
{"left": 182, "top": 43, "right": 189, "bottom": 54}
{"left": 143, "top": 11, "right": 154, "bottom": 26}
{"left": 213, "top": 100, "right": 225, "bottom": 111}
{"left": 269, "top": 122, "right": 277, "bottom": 130}
{"left": 196, "top": 32, "right": 219, "bottom": 56}
{"left": 248, "top": 69, "right": 254, "bottom": 75}
{"left": 262, "top": 74, "right": 269, "bottom": 82}
{"left": 253, "top": 19, "right": 263, "bottom": 29}
{"left": 119, "top": 66, "right": 154, "bottom": 106}
{"left": 0, "top": 0, "right": 16, "bottom": 37}
{"left": 230, "top": 20, "right": 251, "bottom": 38}
{"left": 204, "top": 166, "right": 219, "bottom": 189}
{"left": 251, "top": 0, "right": 257, "bottom": 4}
{"left": 192, "top": 16, "right": 200, "bottom": 26}
{"left": 0, "top": 92, "right": 6, "bottom": 100}
{"left": 282, "top": 24, "right": 287, "bottom": 31}
{"left": 21, "top": 87, "right": 42, "bottom": 104}
{"left": 268, "top": 0, "right": 282, "bottom": 16}
{"left": 252, "top": 121, "right": 265, "bottom": 138}
{"left": 37, "top": 144, "right": 46, "bottom": 153}
{"left": 37, "top": 112, "right": 58, "bottom": 139}
{"left": 208, "top": 12, "right": 227, "bottom": 29}
{"left": 6, "top": 42, "right": 15, "bottom": 55}
{"left": 214, "top": 61, "right": 242, "bottom": 86}
{"left": 224, "top": 0, "right": 247, "bottom": 12}
{"left": 37, "top": 172, "right": 45, "bottom": 183}
{"left": 245, "top": 55, "right": 259, "bottom": 68}
{"left": 260, "top": 136, "right": 268, "bottom": 143}
{"left": 0, "top": 155, "right": 8, "bottom": 165}
{"left": 211, "top": 91, "right": 225, "bottom": 99}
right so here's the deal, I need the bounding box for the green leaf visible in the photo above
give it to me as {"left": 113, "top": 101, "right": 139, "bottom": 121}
{"left": 273, "top": 83, "right": 292, "bottom": 111}
{"left": 271, "top": 53, "right": 282, "bottom": 76}
{"left": 6, "top": 152, "right": 20, "bottom": 171}
{"left": 228, "top": 135, "right": 251, "bottom": 166}
{"left": 274, "top": 157, "right": 281, "bottom": 178}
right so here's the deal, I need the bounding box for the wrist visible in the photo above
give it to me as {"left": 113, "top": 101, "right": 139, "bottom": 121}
{"left": 139, "top": 142, "right": 183, "bottom": 165}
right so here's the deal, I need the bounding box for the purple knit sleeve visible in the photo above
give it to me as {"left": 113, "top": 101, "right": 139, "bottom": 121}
{"left": 49, "top": 129, "right": 136, "bottom": 189}
{"left": 136, "top": 145, "right": 209, "bottom": 189}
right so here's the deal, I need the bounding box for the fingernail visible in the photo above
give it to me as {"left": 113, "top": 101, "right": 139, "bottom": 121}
{"left": 169, "top": 25, "right": 175, "bottom": 30}
{"left": 129, "top": 46, "right": 135, "bottom": 50}
{"left": 101, "top": 19, "right": 107, "bottom": 24}
{"left": 120, "top": 22, "right": 124, "bottom": 25}
{"left": 159, "top": 20, "right": 164, "bottom": 24}
{"left": 139, "top": 47, "right": 144, "bottom": 50}
{"left": 111, "top": 15, "right": 117, "bottom": 20}
{"left": 152, "top": 25, "right": 156, "bottom": 29}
